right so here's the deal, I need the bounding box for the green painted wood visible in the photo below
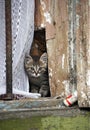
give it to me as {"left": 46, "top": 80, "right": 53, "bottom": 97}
{"left": 0, "top": 99, "right": 89, "bottom": 130}
{"left": 0, "top": 114, "right": 90, "bottom": 130}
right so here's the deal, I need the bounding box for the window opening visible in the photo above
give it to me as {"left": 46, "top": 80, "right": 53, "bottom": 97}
{"left": 24, "top": 28, "right": 51, "bottom": 97}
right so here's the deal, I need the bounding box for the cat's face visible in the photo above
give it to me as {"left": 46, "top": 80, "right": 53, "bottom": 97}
{"left": 24, "top": 53, "right": 48, "bottom": 77}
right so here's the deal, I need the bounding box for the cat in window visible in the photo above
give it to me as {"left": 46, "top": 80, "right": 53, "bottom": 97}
{"left": 24, "top": 52, "right": 50, "bottom": 97}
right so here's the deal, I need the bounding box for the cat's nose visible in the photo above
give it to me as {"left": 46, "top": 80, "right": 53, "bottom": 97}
{"left": 35, "top": 72, "right": 38, "bottom": 75}
{"left": 35, "top": 71, "right": 39, "bottom": 76}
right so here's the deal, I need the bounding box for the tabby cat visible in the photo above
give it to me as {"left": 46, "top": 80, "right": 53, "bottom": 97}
{"left": 24, "top": 53, "right": 50, "bottom": 97}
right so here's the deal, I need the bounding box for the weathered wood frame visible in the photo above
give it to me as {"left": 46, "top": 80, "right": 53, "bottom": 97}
{"left": 76, "top": 0, "right": 90, "bottom": 107}
{"left": 1, "top": 0, "right": 90, "bottom": 108}
{"left": 34, "top": 0, "right": 90, "bottom": 107}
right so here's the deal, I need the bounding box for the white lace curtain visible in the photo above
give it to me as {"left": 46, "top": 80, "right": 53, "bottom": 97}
{"left": 0, "top": 0, "right": 40, "bottom": 98}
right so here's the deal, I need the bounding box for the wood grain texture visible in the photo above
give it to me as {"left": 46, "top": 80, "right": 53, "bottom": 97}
{"left": 76, "top": 0, "right": 90, "bottom": 107}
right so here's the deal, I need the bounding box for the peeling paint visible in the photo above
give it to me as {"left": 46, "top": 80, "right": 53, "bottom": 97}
{"left": 40, "top": 0, "right": 52, "bottom": 24}
{"left": 40, "top": 23, "right": 45, "bottom": 28}
{"left": 40, "top": 0, "right": 46, "bottom": 10}
{"left": 49, "top": 68, "right": 52, "bottom": 78}
{"left": 44, "top": 11, "right": 52, "bottom": 24}
{"left": 62, "top": 80, "right": 70, "bottom": 96}
{"left": 35, "top": 0, "right": 90, "bottom": 105}
{"left": 86, "top": 70, "right": 90, "bottom": 86}
{"left": 87, "top": 50, "right": 90, "bottom": 58}
{"left": 81, "top": 91, "right": 87, "bottom": 100}
{"left": 56, "top": 80, "right": 61, "bottom": 86}
{"left": 87, "top": 92, "right": 90, "bottom": 96}
{"left": 57, "top": 80, "right": 60, "bottom": 83}
{"left": 49, "top": 72, "right": 52, "bottom": 78}
{"left": 62, "top": 54, "right": 65, "bottom": 69}
{"left": 68, "top": 0, "right": 77, "bottom": 89}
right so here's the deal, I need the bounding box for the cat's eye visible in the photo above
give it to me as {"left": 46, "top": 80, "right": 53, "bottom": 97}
{"left": 31, "top": 67, "right": 34, "bottom": 70}
{"left": 39, "top": 67, "right": 45, "bottom": 72}
{"left": 39, "top": 67, "right": 44, "bottom": 71}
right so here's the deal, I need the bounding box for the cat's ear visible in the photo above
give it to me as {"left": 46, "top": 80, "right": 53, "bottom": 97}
{"left": 40, "top": 53, "right": 47, "bottom": 64}
{"left": 25, "top": 53, "right": 33, "bottom": 63}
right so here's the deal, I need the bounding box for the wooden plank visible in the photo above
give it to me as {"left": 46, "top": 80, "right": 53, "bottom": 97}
{"left": 86, "top": 0, "right": 90, "bottom": 106}
{"left": 34, "top": 0, "right": 46, "bottom": 29}
{"left": 0, "top": 98, "right": 64, "bottom": 112}
{"left": 46, "top": 0, "right": 69, "bottom": 97}
{"left": 68, "top": 0, "right": 77, "bottom": 93}
{"left": 76, "top": 0, "right": 90, "bottom": 107}
{"left": 35, "top": 0, "right": 74, "bottom": 97}
{"left": 5, "top": 0, "right": 12, "bottom": 99}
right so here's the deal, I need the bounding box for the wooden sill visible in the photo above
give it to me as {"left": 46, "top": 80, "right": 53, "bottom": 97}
{"left": 0, "top": 98, "right": 89, "bottom": 120}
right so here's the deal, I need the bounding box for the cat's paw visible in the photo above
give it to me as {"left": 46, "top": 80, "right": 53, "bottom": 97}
{"left": 39, "top": 88, "right": 50, "bottom": 97}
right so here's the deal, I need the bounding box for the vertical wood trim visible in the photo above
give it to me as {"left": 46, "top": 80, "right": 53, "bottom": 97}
{"left": 76, "top": 0, "right": 90, "bottom": 107}
{"left": 34, "top": 0, "right": 47, "bottom": 29}
{"left": 68, "top": 0, "right": 77, "bottom": 93}
{"left": 86, "top": 0, "right": 90, "bottom": 106}
{"left": 46, "top": 0, "right": 69, "bottom": 97}
{"left": 5, "top": 0, "right": 12, "bottom": 96}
